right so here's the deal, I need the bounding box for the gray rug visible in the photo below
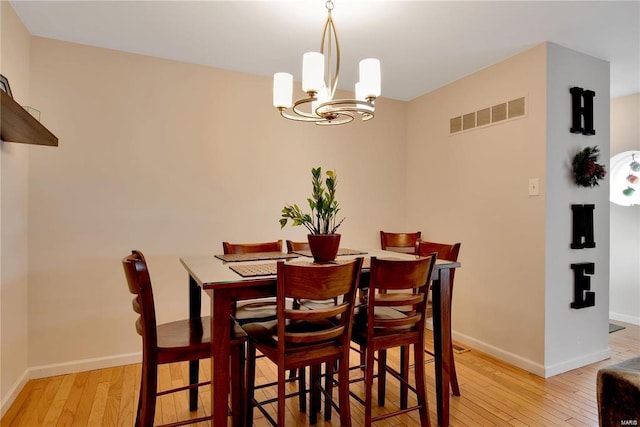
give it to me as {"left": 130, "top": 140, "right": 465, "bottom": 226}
{"left": 609, "top": 323, "right": 626, "bottom": 333}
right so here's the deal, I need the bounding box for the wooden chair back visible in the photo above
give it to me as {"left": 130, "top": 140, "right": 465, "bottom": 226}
{"left": 380, "top": 231, "right": 421, "bottom": 254}
{"left": 418, "top": 240, "right": 461, "bottom": 281}
{"left": 286, "top": 240, "right": 310, "bottom": 253}
{"left": 123, "top": 250, "right": 157, "bottom": 353}
{"left": 364, "top": 255, "right": 436, "bottom": 336}
{"left": 276, "top": 259, "right": 362, "bottom": 357}
{"left": 223, "top": 240, "right": 282, "bottom": 254}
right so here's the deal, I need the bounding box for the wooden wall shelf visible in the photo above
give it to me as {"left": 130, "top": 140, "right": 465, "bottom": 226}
{"left": 1, "top": 90, "right": 58, "bottom": 147}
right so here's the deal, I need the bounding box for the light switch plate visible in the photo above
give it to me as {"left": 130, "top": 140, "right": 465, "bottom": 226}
{"left": 529, "top": 178, "right": 540, "bottom": 196}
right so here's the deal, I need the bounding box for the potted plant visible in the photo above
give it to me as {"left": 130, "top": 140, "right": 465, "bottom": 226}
{"left": 280, "top": 167, "right": 345, "bottom": 262}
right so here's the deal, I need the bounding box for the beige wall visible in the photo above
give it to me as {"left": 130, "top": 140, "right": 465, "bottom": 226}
{"left": 610, "top": 93, "right": 640, "bottom": 324}
{"left": 406, "top": 45, "right": 548, "bottom": 373}
{"left": 25, "top": 37, "right": 408, "bottom": 373}
{"left": 0, "top": 1, "right": 32, "bottom": 412}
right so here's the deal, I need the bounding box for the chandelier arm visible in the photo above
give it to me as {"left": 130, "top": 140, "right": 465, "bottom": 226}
{"left": 279, "top": 108, "right": 326, "bottom": 123}
{"left": 316, "top": 99, "right": 375, "bottom": 118}
{"left": 291, "top": 96, "right": 326, "bottom": 120}
{"left": 278, "top": 96, "right": 334, "bottom": 123}
{"left": 279, "top": 107, "right": 355, "bottom": 125}
{"left": 315, "top": 114, "right": 354, "bottom": 126}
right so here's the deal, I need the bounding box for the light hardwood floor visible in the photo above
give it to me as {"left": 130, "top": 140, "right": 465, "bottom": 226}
{"left": 2, "top": 322, "right": 638, "bottom": 426}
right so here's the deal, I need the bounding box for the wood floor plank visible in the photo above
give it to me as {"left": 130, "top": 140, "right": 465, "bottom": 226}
{"left": 100, "top": 365, "right": 124, "bottom": 426}
{"left": 71, "top": 369, "right": 101, "bottom": 426}
{"left": 115, "top": 363, "right": 137, "bottom": 427}
{"left": 86, "top": 369, "right": 112, "bottom": 426}
{"left": 55, "top": 371, "right": 89, "bottom": 426}
{"left": 40, "top": 373, "right": 78, "bottom": 427}
{"left": 14, "top": 382, "right": 45, "bottom": 427}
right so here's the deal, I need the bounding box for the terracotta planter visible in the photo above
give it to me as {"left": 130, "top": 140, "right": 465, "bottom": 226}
{"left": 307, "top": 234, "right": 341, "bottom": 263}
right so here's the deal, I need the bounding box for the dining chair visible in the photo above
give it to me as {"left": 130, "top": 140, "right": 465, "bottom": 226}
{"left": 380, "top": 230, "right": 422, "bottom": 254}
{"left": 122, "top": 250, "right": 247, "bottom": 427}
{"left": 223, "top": 240, "right": 282, "bottom": 325}
{"left": 285, "top": 238, "right": 338, "bottom": 410}
{"left": 418, "top": 240, "right": 462, "bottom": 396}
{"left": 243, "top": 258, "right": 363, "bottom": 427}
{"left": 351, "top": 255, "right": 436, "bottom": 427}
{"left": 223, "top": 240, "right": 307, "bottom": 410}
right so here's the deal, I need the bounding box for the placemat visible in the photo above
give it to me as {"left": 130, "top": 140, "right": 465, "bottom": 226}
{"left": 230, "top": 258, "right": 369, "bottom": 278}
{"left": 215, "top": 252, "right": 299, "bottom": 262}
{"left": 292, "top": 248, "right": 368, "bottom": 257}
{"left": 229, "top": 262, "right": 278, "bottom": 277}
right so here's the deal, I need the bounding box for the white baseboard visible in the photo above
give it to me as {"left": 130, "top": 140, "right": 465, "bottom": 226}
{"left": 450, "top": 330, "right": 547, "bottom": 377}
{"left": 29, "top": 352, "right": 141, "bottom": 380}
{"left": 431, "top": 323, "right": 611, "bottom": 379}
{"left": 610, "top": 312, "right": 640, "bottom": 326}
{"left": 1, "top": 369, "right": 29, "bottom": 418}
{"left": 543, "top": 348, "right": 611, "bottom": 378}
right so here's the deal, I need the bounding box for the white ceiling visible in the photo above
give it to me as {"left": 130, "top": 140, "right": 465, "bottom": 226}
{"left": 9, "top": 0, "right": 640, "bottom": 101}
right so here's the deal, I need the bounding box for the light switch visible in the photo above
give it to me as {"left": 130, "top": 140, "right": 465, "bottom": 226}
{"left": 528, "top": 178, "right": 540, "bottom": 196}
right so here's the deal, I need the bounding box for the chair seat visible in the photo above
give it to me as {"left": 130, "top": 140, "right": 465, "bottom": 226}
{"left": 157, "top": 316, "right": 246, "bottom": 363}
{"left": 243, "top": 318, "right": 339, "bottom": 350}
{"left": 352, "top": 306, "right": 414, "bottom": 342}
{"left": 298, "top": 298, "right": 337, "bottom": 310}
{"left": 234, "top": 297, "right": 278, "bottom": 324}
{"left": 234, "top": 297, "right": 300, "bottom": 325}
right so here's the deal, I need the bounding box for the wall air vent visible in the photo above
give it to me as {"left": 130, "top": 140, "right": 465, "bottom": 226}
{"left": 449, "top": 95, "right": 527, "bottom": 135}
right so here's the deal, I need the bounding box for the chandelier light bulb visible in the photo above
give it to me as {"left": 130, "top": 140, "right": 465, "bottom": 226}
{"left": 302, "top": 52, "right": 325, "bottom": 94}
{"left": 273, "top": 72, "right": 293, "bottom": 109}
{"left": 359, "top": 58, "right": 381, "bottom": 98}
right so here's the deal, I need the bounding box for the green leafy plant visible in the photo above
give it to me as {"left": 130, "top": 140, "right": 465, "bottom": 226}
{"left": 280, "top": 167, "right": 345, "bottom": 234}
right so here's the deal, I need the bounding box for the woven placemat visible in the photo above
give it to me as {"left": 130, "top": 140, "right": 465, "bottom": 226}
{"left": 215, "top": 252, "right": 298, "bottom": 262}
{"left": 229, "top": 263, "right": 278, "bottom": 277}
{"left": 229, "top": 258, "right": 369, "bottom": 277}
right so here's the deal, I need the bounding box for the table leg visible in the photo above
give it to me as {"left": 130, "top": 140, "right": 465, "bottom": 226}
{"left": 432, "top": 268, "right": 452, "bottom": 427}
{"left": 189, "top": 275, "right": 202, "bottom": 411}
{"left": 210, "top": 289, "right": 233, "bottom": 427}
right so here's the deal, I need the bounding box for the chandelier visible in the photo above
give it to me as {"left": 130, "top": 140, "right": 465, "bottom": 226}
{"left": 272, "top": 0, "right": 381, "bottom": 125}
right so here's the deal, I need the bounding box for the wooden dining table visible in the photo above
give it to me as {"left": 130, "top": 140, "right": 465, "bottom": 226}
{"left": 180, "top": 248, "right": 460, "bottom": 427}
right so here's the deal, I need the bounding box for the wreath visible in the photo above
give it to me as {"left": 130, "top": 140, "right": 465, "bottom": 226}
{"left": 572, "top": 146, "right": 606, "bottom": 188}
